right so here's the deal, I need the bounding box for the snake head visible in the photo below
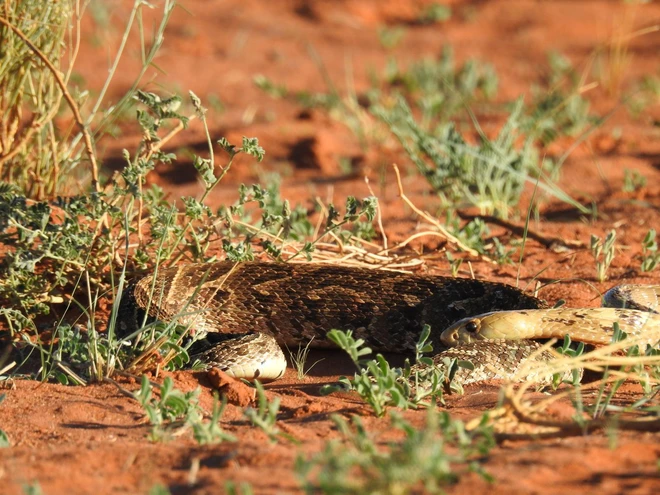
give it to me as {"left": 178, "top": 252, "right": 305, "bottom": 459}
{"left": 441, "top": 317, "right": 483, "bottom": 346}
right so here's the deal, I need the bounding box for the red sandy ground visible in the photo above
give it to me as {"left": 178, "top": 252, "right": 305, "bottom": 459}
{"left": 2, "top": 0, "right": 660, "bottom": 493}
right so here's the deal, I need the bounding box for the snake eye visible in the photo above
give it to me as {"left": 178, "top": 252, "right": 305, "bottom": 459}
{"left": 465, "top": 320, "right": 479, "bottom": 334}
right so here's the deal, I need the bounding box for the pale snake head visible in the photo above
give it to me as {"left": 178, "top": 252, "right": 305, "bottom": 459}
{"left": 441, "top": 316, "right": 485, "bottom": 346}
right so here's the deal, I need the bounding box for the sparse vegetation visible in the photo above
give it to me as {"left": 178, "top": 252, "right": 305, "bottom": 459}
{"left": 134, "top": 375, "right": 236, "bottom": 443}
{"left": 296, "top": 410, "right": 494, "bottom": 493}
{"left": 243, "top": 380, "right": 283, "bottom": 443}
{"left": 590, "top": 230, "right": 617, "bottom": 282}
{"left": 640, "top": 229, "right": 660, "bottom": 273}
{"left": 377, "top": 26, "right": 406, "bottom": 50}
{"left": 492, "top": 328, "right": 660, "bottom": 439}
{"left": 192, "top": 392, "right": 237, "bottom": 445}
{"left": 444, "top": 214, "right": 516, "bottom": 262}
{"left": 287, "top": 337, "right": 324, "bottom": 380}
{"left": 22, "top": 482, "right": 44, "bottom": 495}
{"left": 373, "top": 95, "right": 592, "bottom": 220}
{"left": 2, "top": 1, "right": 660, "bottom": 494}
{"left": 418, "top": 3, "right": 452, "bottom": 24}
{"left": 445, "top": 252, "right": 463, "bottom": 277}
{"left": 622, "top": 168, "right": 647, "bottom": 193}
{"left": 0, "top": 393, "right": 8, "bottom": 447}
{"left": 0, "top": 1, "right": 76, "bottom": 198}
{"left": 255, "top": 45, "right": 499, "bottom": 153}
{"left": 375, "top": 98, "right": 530, "bottom": 218}
{"left": 256, "top": 46, "right": 597, "bottom": 224}
{"left": 148, "top": 485, "right": 172, "bottom": 495}
{"left": 0, "top": 0, "right": 380, "bottom": 385}
{"left": 322, "top": 326, "right": 462, "bottom": 417}
{"left": 627, "top": 74, "right": 660, "bottom": 117}
{"left": 225, "top": 481, "right": 255, "bottom": 495}
{"left": 523, "top": 52, "right": 599, "bottom": 147}
{"left": 377, "top": 46, "right": 499, "bottom": 124}
{"left": 1, "top": 91, "right": 377, "bottom": 381}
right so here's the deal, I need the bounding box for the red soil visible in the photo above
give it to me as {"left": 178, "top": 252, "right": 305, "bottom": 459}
{"left": 2, "top": 1, "right": 660, "bottom": 493}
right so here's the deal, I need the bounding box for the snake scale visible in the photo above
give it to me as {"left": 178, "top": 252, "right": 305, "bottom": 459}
{"left": 116, "top": 262, "right": 660, "bottom": 384}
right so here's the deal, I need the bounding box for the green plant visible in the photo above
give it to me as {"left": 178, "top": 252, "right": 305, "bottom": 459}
{"left": 523, "top": 89, "right": 596, "bottom": 147}
{"left": 546, "top": 51, "right": 580, "bottom": 87}
{"left": 0, "top": 115, "right": 267, "bottom": 376}
{"left": 0, "top": 3, "right": 278, "bottom": 383}
{"left": 51, "top": 324, "right": 94, "bottom": 385}
{"left": 562, "top": 323, "right": 660, "bottom": 429}
{"left": 220, "top": 183, "right": 377, "bottom": 263}
{"left": 22, "top": 482, "right": 43, "bottom": 495}
{"left": 192, "top": 393, "right": 237, "bottom": 445}
{"left": 0, "top": 0, "right": 209, "bottom": 379}
{"left": 295, "top": 410, "right": 494, "bottom": 494}
{"left": 590, "top": 230, "right": 617, "bottom": 282}
{"left": 444, "top": 214, "right": 518, "bottom": 264}
{"left": 148, "top": 485, "right": 172, "bottom": 495}
{"left": 378, "top": 46, "right": 498, "bottom": 126}
{"left": 419, "top": 3, "right": 452, "bottom": 24}
{"left": 491, "top": 237, "right": 516, "bottom": 265}
{"left": 0, "top": 393, "right": 9, "bottom": 447}
{"left": 445, "top": 252, "right": 463, "bottom": 277}
{"left": 377, "top": 26, "right": 406, "bottom": 50}
{"left": 626, "top": 74, "right": 660, "bottom": 117}
{"left": 589, "top": 323, "right": 629, "bottom": 419}
{"left": 322, "top": 326, "right": 454, "bottom": 417}
{"left": 287, "top": 337, "right": 324, "bottom": 380}
{"left": 225, "top": 481, "right": 255, "bottom": 495}
{"left": 134, "top": 375, "right": 202, "bottom": 441}
{"left": 374, "top": 96, "right": 586, "bottom": 219}
{"left": 446, "top": 215, "right": 490, "bottom": 254}
{"left": 0, "top": 427, "right": 8, "bottom": 448}
{"left": 243, "top": 380, "right": 282, "bottom": 443}
{"left": 497, "top": 332, "right": 660, "bottom": 441}
{"left": 622, "top": 169, "right": 647, "bottom": 193}
{"left": 134, "top": 375, "right": 235, "bottom": 443}
{"left": 256, "top": 45, "right": 499, "bottom": 153}
{"left": 640, "top": 229, "right": 660, "bottom": 273}
{"left": 255, "top": 44, "right": 598, "bottom": 221}
{"left": 253, "top": 74, "right": 289, "bottom": 99}
{"left": 521, "top": 52, "right": 600, "bottom": 148}
{"left": 2, "top": 81, "right": 377, "bottom": 382}
{"left": 553, "top": 335, "right": 586, "bottom": 388}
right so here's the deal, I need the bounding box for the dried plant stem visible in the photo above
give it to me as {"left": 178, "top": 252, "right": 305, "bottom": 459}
{"left": 392, "top": 163, "right": 493, "bottom": 262}
{"left": 0, "top": 15, "right": 99, "bottom": 191}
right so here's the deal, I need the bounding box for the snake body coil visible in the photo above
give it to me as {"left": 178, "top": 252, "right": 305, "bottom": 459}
{"left": 117, "top": 262, "right": 660, "bottom": 383}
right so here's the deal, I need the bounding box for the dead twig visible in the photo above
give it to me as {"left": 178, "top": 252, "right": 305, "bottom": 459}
{"left": 392, "top": 163, "right": 494, "bottom": 262}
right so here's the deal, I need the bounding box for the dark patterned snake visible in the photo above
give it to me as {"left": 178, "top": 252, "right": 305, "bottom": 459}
{"left": 116, "top": 262, "right": 660, "bottom": 384}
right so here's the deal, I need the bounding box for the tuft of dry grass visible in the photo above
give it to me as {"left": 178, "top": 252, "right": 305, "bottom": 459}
{"left": 469, "top": 331, "right": 660, "bottom": 439}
